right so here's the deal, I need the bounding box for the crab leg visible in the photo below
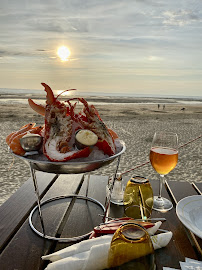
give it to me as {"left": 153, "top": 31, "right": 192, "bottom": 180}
{"left": 76, "top": 98, "right": 116, "bottom": 156}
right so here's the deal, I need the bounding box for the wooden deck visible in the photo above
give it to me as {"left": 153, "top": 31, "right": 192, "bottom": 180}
{"left": 0, "top": 172, "right": 201, "bottom": 270}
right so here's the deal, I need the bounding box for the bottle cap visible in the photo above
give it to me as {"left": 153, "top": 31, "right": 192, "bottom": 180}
{"left": 116, "top": 173, "right": 122, "bottom": 181}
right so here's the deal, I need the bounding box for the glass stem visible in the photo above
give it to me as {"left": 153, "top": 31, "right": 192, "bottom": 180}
{"left": 158, "top": 175, "right": 164, "bottom": 199}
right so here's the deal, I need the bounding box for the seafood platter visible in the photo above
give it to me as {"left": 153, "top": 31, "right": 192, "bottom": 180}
{"left": 6, "top": 83, "right": 125, "bottom": 174}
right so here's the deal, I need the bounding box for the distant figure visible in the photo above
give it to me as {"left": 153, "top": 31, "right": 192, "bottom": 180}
{"left": 181, "top": 107, "right": 185, "bottom": 111}
{"left": 158, "top": 104, "right": 160, "bottom": 109}
{"left": 163, "top": 104, "right": 165, "bottom": 110}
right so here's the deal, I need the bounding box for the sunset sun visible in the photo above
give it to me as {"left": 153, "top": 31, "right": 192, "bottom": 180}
{"left": 57, "top": 46, "right": 71, "bottom": 61}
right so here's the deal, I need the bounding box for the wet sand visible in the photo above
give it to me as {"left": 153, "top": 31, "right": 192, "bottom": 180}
{"left": 0, "top": 98, "right": 202, "bottom": 205}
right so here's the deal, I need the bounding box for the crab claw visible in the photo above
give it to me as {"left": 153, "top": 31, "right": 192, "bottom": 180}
{"left": 28, "top": 99, "right": 46, "bottom": 116}
{"left": 28, "top": 83, "right": 56, "bottom": 116}
{"left": 41, "top": 83, "right": 55, "bottom": 105}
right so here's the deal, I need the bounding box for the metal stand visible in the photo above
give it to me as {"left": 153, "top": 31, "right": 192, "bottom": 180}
{"left": 103, "top": 155, "right": 121, "bottom": 222}
{"left": 29, "top": 163, "right": 46, "bottom": 236}
{"left": 28, "top": 154, "right": 122, "bottom": 242}
{"left": 29, "top": 194, "right": 105, "bottom": 242}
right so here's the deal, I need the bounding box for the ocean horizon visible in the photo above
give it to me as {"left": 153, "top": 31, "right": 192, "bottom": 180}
{"left": 0, "top": 88, "right": 202, "bottom": 105}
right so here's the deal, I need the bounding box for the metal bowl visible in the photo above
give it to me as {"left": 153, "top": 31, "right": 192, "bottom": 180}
{"left": 12, "top": 140, "right": 126, "bottom": 174}
{"left": 20, "top": 135, "right": 43, "bottom": 152}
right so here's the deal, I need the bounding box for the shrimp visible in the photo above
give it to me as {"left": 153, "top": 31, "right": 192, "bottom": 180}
{"left": 6, "top": 123, "right": 36, "bottom": 145}
{"left": 9, "top": 126, "right": 44, "bottom": 156}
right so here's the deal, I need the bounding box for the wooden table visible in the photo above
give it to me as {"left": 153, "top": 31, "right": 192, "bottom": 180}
{"left": 0, "top": 172, "right": 201, "bottom": 270}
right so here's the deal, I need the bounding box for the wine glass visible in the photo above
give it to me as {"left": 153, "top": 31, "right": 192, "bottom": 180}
{"left": 150, "top": 131, "right": 178, "bottom": 212}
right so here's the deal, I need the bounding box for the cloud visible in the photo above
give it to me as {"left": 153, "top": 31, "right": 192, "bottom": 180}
{"left": 0, "top": 50, "right": 23, "bottom": 57}
{"left": 0, "top": 48, "right": 50, "bottom": 58}
{"left": 36, "top": 49, "right": 46, "bottom": 52}
{"left": 148, "top": 55, "right": 164, "bottom": 61}
{"left": 163, "top": 9, "right": 200, "bottom": 26}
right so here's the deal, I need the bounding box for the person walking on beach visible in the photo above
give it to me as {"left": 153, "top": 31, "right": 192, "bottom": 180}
{"left": 158, "top": 104, "right": 160, "bottom": 109}
{"left": 163, "top": 104, "right": 165, "bottom": 110}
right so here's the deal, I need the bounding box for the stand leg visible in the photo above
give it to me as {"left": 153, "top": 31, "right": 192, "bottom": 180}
{"left": 103, "top": 155, "right": 121, "bottom": 222}
{"left": 29, "top": 163, "right": 46, "bottom": 236}
{"left": 85, "top": 173, "right": 91, "bottom": 197}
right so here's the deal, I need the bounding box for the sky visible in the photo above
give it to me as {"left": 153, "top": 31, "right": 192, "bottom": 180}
{"left": 0, "top": 0, "right": 202, "bottom": 97}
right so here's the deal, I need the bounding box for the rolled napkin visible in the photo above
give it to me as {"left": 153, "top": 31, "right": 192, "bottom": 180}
{"left": 42, "top": 231, "right": 173, "bottom": 270}
{"left": 147, "top": 221, "right": 162, "bottom": 235}
{"left": 43, "top": 235, "right": 111, "bottom": 270}
{"left": 151, "top": 232, "right": 173, "bottom": 250}
{"left": 42, "top": 235, "right": 112, "bottom": 263}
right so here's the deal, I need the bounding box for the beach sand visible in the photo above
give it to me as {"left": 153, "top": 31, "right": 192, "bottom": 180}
{"left": 0, "top": 99, "right": 202, "bottom": 205}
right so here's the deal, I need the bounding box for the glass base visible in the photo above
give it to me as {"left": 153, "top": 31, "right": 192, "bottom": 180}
{"left": 153, "top": 196, "right": 173, "bottom": 212}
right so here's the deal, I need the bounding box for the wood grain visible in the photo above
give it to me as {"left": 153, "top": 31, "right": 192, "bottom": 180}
{"left": 0, "top": 174, "right": 83, "bottom": 270}
{"left": 0, "top": 171, "right": 57, "bottom": 252}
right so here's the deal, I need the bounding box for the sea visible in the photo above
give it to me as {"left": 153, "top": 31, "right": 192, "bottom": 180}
{"left": 0, "top": 88, "right": 202, "bottom": 105}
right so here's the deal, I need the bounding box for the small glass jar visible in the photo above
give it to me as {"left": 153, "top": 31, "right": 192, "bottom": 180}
{"left": 108, "top": 223, "right": 155, "bottom": 269}
{"left": 106, "top": 173, "right": 124, "bottom": 205}
{"left": 124, "top": 176, "right": 153, "bottom": 219}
